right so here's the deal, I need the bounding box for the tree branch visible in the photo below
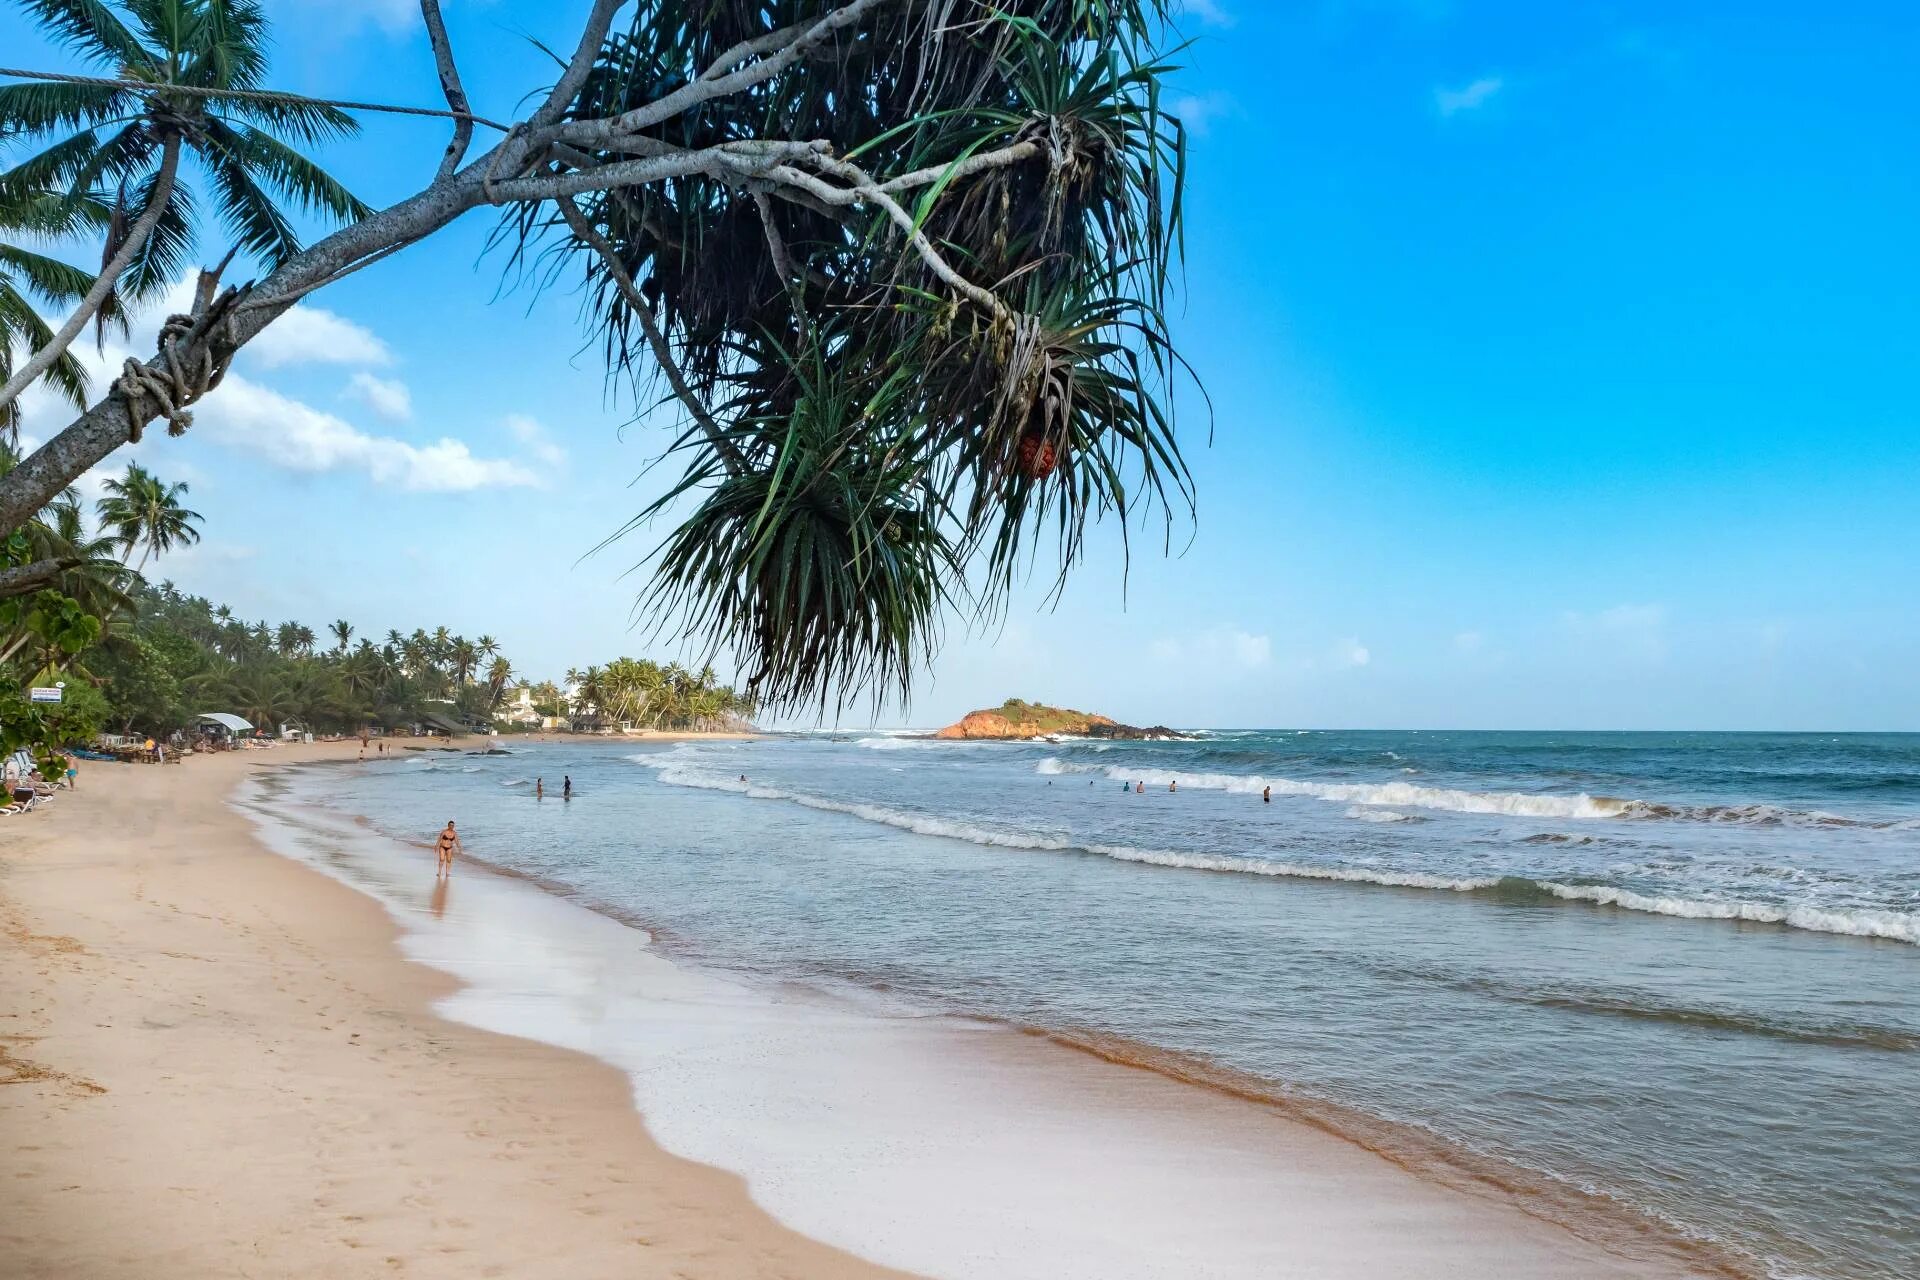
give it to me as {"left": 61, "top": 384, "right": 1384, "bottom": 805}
{"left": 528, "top": 0, "right": 627, "bottom": 129}
{"left": 420, "top": 0, "right": 474, "bottom": 182}
{"left": 0, "top": 557, "right": 79, "bottom": 600}
{"left": 559, "top": 0, "right": 896, "bottom": 146}
{"left": 876, "top": 139, "right": 1042, "bottom": 193}
{"left": 755, "top": 157, "right": 1013, "bottom": 320}
{"left": 751, "top": 188, "right": 799, "bottom": 292}
{"left": 556, "top": 197, "right": 743, "bottom": 474}
{"left": 483, "top": 140, "right": 827, "bottom": 203}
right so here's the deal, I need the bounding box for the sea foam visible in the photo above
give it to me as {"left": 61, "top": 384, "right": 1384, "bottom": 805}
{"left": 636, "top": 758, "right": 1920, "bottom": 946}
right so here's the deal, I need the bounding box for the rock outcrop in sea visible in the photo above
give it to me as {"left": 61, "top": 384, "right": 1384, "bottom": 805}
{"left": 933, "top": 699, "right": 1189, "bottom": 741}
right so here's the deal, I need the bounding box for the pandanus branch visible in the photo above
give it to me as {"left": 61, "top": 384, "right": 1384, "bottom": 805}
{"left": 555, "top": 196, "right": 743, "bottom": 473}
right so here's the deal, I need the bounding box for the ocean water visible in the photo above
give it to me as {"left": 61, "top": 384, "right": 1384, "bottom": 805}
{"left": 286, "top": 730, "right": 1920, "bottom": 1279}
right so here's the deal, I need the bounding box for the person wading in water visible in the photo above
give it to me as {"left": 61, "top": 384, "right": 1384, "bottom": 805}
{"left": 435, "top": 821, "right": 462, "bottom": 877}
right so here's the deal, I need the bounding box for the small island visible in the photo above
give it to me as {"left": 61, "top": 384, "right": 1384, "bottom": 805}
{"left": 933, "top": 698, "right": 1190, "bottom": 741}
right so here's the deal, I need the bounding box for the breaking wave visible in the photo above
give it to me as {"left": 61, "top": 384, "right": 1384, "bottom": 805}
{"left": 635, "top": 759, "right": 1920, "bottom": 945}
{"left": 1037, "top": 760, "right": 1895, "bottom": 827}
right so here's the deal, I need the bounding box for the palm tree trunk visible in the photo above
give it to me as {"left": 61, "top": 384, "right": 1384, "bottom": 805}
{"left": 0, "top": 137, "right": 184, "bottom": 415}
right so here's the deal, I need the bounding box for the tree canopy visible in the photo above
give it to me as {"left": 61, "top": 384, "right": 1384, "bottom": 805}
{"left": 0, "top": 0, "right": 1199, "bottom": 714}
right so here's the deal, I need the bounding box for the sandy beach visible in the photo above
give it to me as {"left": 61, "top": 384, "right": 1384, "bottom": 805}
{"left": 2, "top": 739, "right": 1718, "bottom": 1279}
{"left": 0, "top": 739, "right": 911, "bottom": 1280}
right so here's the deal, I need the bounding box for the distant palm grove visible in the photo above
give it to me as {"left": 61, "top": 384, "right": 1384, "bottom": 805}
{"left": 0, "top": 450, "right": 753, "bottom": 761}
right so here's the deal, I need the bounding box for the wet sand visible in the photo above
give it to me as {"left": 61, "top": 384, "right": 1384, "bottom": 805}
{"left": 0, "top": 740, "right": 911, "bottom": 1279}
{"left": 3, "top": 738, "right": 1710, "bottom": 1278}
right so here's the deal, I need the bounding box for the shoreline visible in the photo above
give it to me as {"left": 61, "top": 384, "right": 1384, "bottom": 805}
{"left": 0, "top": 739, "right": 913, "bottom": 1279}
{"left": 6, "top": 738, "right": 1722, "bottom": 1277}
{"left": 259, "top": 749, "right": 1721, "bottom": 1279}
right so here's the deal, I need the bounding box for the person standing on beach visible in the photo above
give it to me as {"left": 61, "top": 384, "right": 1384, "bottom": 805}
{"left": 435, "top": 821, "right": 462, "bottom": 876}
{"left": 65, "top": 754, "right": 77, "bottom": 790}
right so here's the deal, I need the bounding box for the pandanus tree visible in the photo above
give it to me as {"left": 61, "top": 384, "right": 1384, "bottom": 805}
{"left": 0, "top": 0, "right": 370, "bottom": 417}
{"left": 0, "top": 0, "right": 1197, "bottom": 713}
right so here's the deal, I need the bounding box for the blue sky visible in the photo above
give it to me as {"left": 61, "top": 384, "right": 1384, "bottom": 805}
{"left": 5, "top": 0, "right": 1917, "bottom": 729}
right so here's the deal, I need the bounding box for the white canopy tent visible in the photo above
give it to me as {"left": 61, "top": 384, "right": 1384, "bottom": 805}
{"left": 197, "top": 713, "right": 254, "bottom": 734}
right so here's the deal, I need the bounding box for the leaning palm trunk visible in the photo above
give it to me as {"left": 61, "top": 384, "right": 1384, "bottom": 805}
{"left": 0, "top": 139, "right": 182, "bottom": 416}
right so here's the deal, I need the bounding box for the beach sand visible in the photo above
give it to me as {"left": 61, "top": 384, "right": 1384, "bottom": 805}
{"left": 0, "top": 739, "right": 912, "bottom": 1280}
{"left": 2, "top": 738, "right": 1708, "bottom": 1279}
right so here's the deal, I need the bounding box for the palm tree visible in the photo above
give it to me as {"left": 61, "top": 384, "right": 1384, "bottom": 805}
{"left": 34, "top": 492, "right": 133, "bottom": 619}
{"left": 329, "top": 619, "right": 352, "bottom": 653}
{"left": 484, "top": 656, "right": 513, "bottom": 711}
{"left": 0, "top": 0, "right": 370, "bottom": 415}
{"left": 94, "top": 462, "right": 202, "bottom": 571}
{"left": 274, "top": 621, "right": 299, "bottom": 657}
{"left": 450, "top": 636, "right": 478, "bottom": 686}
{"left": 0, "top": 185, "right": 107, "bottom": 438}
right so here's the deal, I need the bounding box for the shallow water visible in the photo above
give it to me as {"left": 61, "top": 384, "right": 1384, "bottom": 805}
{"left": 307, "top": 731, "right": 1920, "bottom": 1279}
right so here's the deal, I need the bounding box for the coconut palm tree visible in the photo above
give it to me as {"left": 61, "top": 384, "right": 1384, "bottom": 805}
{"left": 329, "top": 619, "right": 352, "bottom": 653}
{"left": 450, "top": 636, "right": 477, "bottom": 686}
{"left": 93, "top": 462, "right": 202, "bottom": 570}
{"left": 484, "top": 656, "right": 513, "bottom": 711}
{"left": 33, "top": 492, "right": 133, "bottom": 619}
{"left": 0, "top": 186, "right": 107, "bottom": 438}
{"left": 0, "top": 0, "right": 371, "bottom": 415}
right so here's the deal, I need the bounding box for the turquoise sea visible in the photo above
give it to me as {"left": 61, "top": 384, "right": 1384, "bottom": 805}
{"left": 285, "top": 730, "right": 1920, "bottom": 1279}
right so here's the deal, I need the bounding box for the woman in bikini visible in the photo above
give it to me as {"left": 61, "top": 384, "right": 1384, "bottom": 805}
{"left": 435, "top": 821, "right": 462, "bottom": 877}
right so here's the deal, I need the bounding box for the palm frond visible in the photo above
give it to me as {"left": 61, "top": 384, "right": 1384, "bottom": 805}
{"left": 195, "top": 122, "right": 299, "bottom": 263}
{"left": 0, "top": 244, "right": 97, "bottom": 303}
{"left": 115, "top": 175, "right": 195, "bottom": 299}
{"left": 0, "top": 81, "right": 135, "bottom": 135}
{"left": 19, "top": 0, "right": 157, "bottom": 72}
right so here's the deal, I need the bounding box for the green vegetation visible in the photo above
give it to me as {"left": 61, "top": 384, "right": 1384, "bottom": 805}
{"left": 1, "top": 0, "right": 1195, "bottom": 716}
{"left": 563, "top": 659, "right": 754, "bottom": 732}
{"left": 0, "top": 445, "right": 753, "bottom": 768}
{"left": 0, "top": 0, "right": 368, "bottom": 414}
{"left": 985, "top": 698, "right": 1106, "bottom": 734}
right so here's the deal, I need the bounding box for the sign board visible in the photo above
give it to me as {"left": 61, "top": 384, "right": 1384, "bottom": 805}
{"left": 29, "top": 687, "right": 62, "bottom": 704}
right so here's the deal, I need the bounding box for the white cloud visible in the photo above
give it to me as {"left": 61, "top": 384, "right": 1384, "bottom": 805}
{"left": 1332, "top": 637, "right": 1372, "bottom": 668}
{"left": 195, "top": 374, "right": 538, "bottom": 492}
{"left": 1452, "top": 630, "right": 1484, "bottom": 654}
{"left": 1173, "top": 0, "right": 1236, "bottom": 27}
{"left": 343, "top": 371, "right": 413, "bottom": 421}
{"left": 1435, "top": 75, "right": 1504, "bottom": 116}
{"left": 1150, "top": 626, "right": 1272, "bottom": 670}
{"left": 1169, "top": 91, "right": 1236, "bottom": 137}
{"left": 245, "top": 304, "right": 393, "bottom": 369}
{"left": 505, "top": 413, "right": 568, "bottom": 470}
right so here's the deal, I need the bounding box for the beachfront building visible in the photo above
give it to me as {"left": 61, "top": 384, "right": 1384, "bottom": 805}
{"left": 494, "top": 686, "right": 545, "bottom": 729}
